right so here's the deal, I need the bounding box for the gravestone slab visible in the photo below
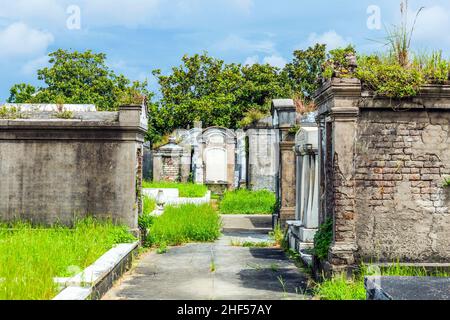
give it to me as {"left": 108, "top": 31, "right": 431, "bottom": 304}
{"left": 365, "top": 276, "right": 450, "bottom": 300}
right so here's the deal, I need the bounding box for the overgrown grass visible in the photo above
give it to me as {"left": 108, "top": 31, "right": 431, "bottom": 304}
{"left": 147, "top": 204, "right": 221, "bottom": 247}
{"left": 269, "top": 223, "right": 285, "bottom": 247}
{"left": 0, "top": 218, "right": 136, "bottom": 300}
{"left": 314, "top": 263, "right": 450, "bottom": 300}
{"left": 138, "top": 196, "right": 157, "bottom": 231}
{"left": 230, "top": 239, "right": 274, "bottom": 248}
{"left": 143, "top": 196, "right": 156, "bottom": 215}
{"left": 142, "top": 181, "right": 208, "bottom": 198}
{"left": 219, "top": 189, "right": 276, "bottom": 214}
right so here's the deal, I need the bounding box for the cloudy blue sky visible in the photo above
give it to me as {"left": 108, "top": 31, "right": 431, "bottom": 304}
{"left": 0, "top": 0, "right": 449, "bottom": 101}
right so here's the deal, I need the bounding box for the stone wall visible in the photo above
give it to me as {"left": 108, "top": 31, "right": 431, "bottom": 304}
{"left": 246, "top": 123, "right": 279, "bottom": 192}
{"left": 355, "top": 109, "right": 450, "bottom": 262}
{"left": 0, "top": 104, "right": 147, "bottom": 231}
{"left": 152, "top": 137, "right": 191, "bottom": 183}
{"left": 315, "top": 78, "right": 450, "bottom": 271}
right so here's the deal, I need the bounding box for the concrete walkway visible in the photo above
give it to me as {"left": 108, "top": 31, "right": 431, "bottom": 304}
{"left": 103, "top": 215, "right": 311, "bottom": 300}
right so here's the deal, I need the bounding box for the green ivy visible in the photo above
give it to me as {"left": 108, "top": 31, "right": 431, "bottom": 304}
{"left": 313, "top": 218, "right": 333, "bottom": 261}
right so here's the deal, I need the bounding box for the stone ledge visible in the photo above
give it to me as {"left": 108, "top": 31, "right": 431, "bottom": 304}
{"left": 365, "top": 276, "right": 450, "bottom": 300}
{"left": 53, "top": 241, "right": 139, "bottom": 300}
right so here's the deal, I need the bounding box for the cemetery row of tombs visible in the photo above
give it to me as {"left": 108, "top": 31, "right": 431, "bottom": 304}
{"left": 1, "top": 77, "right": 449, "bottom": 274}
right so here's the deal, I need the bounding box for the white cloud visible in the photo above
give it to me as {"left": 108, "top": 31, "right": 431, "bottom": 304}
{"left": 0, "top": 23, "right": 54, "bottom": 57}
{"left": 244, "top": 55, "right": 259, "bottom": 66}
{"left": 0, "top": 0, "right": 65, "bottom": 27}
{"left": 21, "top": 55, "right": 50, "bottom": 75}
{"left": 263, "top": 55, "right": 287, "bottom": 68}
{"left": 306, "top": 30, "right": 351, "bottom": 51}
{"left": 230, "top": 0, "right": 254, "bottom": 13}
{"left": 244, "top": 55, "right": 287, "bottom": 68}
{"left": 214, "top": 34, "right": 276, "bottom": 54}
{"left": 81, "top": 0, "right": 160, "bottom": 28}
{"left": 411, "top": 6, "right": 450, "bottom": 45}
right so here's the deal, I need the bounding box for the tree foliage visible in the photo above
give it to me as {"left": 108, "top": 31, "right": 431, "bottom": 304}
{"left": 150, "top": 53, "right": 291, "bottom": 142}
{"left": 8, "top": 45, "right": 334, "bottom": 144}
{"left": 8, "top": 49, "right": 151, "bottom": 111}
{"left": 282, "top": 43, "right": 326, "bottom": 101}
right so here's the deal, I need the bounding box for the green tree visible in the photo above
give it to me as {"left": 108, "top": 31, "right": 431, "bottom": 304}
{"left": 8, "top": 49, "right": 151, "bottom": 111}
{"left": 7, "top": 83, "right": 37, "bottom": 103}
{"left": 152, "top": 52, "right": 289, "bottom": 143}
{"left": 282, "top": 43, "right": 326, "bottom": 101}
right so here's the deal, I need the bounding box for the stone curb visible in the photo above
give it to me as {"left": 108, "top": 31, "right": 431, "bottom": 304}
{"left": 53, "top": 241, "right": 139, "bottom": 300}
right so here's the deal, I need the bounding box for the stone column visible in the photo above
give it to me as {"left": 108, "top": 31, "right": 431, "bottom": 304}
{"left": 236, "top": 130, "right": 247, "bottom": 188}
{"left": 279, "top": 140, "right": 296, "bottom": 224}
{"left": 327, "top": 108, "right": 359, "bottom": 271}
{"left": 294, "top": 126, "right": 320, "bottom": 249}
{"left": 272, "top": 99, "right": 297, "bottom": 227}
{"left": 314, "top": 78, "right": 361, "bottom": 273}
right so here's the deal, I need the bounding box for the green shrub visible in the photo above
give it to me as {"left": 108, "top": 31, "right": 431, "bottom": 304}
{"left": 414, "top": 51, "right": 450, "bottom": 84}
{"left": 148, "top": 204, "right": 221, "bottom": 247}
{"left": 219, "top": 189, "right": 276, "bottom": 215}
{"left": 238, "top": 109, "right": 268, "bottom": 128}
{"left": 54, "top": 110, "right": 74, "bottom": 119}
{"left": 313, "top": 218, "right": 333, "bottom": 261}
{"left": 356, "top": 55, "right": 425, "bottom": 98}
{"left": 0, "top": 217, "right": 135, "bottom": 300}
{"left": 142, "top": 181, "right": 207, "bottom": 198}
{"left": 0, "top": 106, "right": 26, "bottom": 119}
{"left": 322, "top": 45, "right": 357, "bottom": 79}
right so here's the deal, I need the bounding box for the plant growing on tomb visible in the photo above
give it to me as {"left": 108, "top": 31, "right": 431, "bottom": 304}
{"left": 0, "top": 105, "right": 27, "bottom": 119}
{"left": 384, "top": 0, "right": 423, "bottom": 68}
{"left": 54, "top": 110, "right": 75, "bottom": 119}
{"left": 237, "top": 109, "right": 269, "bottom": 128}
{"left": 414, "top": 51, "right": 450, "bottom": 84}
{"left": 288, "top": 125, "right": 301, "bottom": 135}
{"left": 443, "top": 177, "right": 450, "bottom": 188}
{"left": 313, "top": 218, "right": 333, "bottom": 261}
{"left": 322, "top": 45, "right": 357, "bottom": 79}
{"left": 356, "top": 54, "right": 425, "bottom": 98}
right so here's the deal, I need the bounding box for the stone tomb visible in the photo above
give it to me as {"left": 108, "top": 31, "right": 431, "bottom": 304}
{"left": 0, "top": 103, "right": 148, "bottom": 231}
{"left": 152, "top": 137, "right": 191, "bottom": 183}
{"left": 199, "top": 127, "right": 236, "bottom": 190}
{"left": 288, "top": 126, "right": 319, "bottom": 249}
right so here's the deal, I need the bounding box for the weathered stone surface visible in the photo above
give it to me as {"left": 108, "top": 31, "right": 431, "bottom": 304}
{"left": 355, "top": 110, "right": 450, "bottom": 262}
{"left": 365, "top": 276, "right": 450, "bottom": 300}
{"left": 247, "top": 128, "right": 278, "bottom": 192}
{"left": 315, "top": 81, "right": 450, "bottom": 269}
{"left": 0, "top": 105, "right": 147, "bottom": 229}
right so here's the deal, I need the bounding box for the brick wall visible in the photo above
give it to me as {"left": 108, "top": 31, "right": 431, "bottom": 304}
{"left": 355, "top": 110, "right": 450, "bottom": 262}
{"left": 162, "top": 156, "right": 181, "bottom": 182}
